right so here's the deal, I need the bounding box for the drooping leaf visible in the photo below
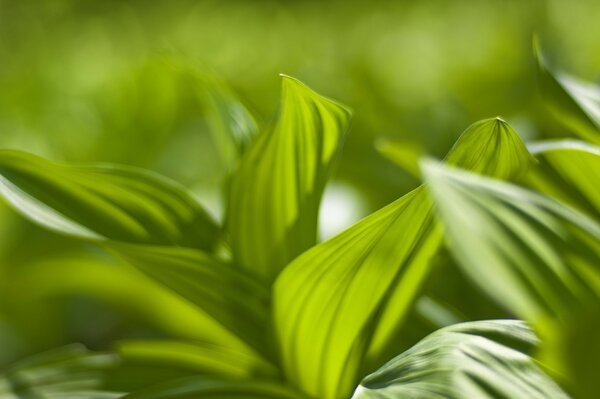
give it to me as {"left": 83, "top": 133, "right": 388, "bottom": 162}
{"left": 115, "top": 339, "right": 278, "bottom": 380}
{"left": 273, "top": 117, "right": 533, "bottom": 399}
{"left": 534, "top": 39, "right": 600, "bottom": 145}
{"left": 524, "top": 140, "right": 600, "bottom": 220}
{"left": 422, "top": 160, "right": 600, "bottom": 396}
{"left": 352, "top": 320, "right": 570, "bottom": 399}
{"left": 0, "top": 150, "right": 219, "bottom": 249}
{"left": 0, "top": 344, "right": 123, "bottom": 399}
{"left": 106, "top": 243, "right": 272, "bottom": 356}
{"left": 123, "top": 376, "right": 306, "bottom": 399}
{"left": 226, "top": 75, "right": 352, "bottom": 281}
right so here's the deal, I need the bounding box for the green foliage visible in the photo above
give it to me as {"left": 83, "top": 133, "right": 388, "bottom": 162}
{"left": 2, "top": 40, "right": 600, "bottom": 398}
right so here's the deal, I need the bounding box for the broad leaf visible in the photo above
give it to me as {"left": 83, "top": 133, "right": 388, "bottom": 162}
{"left": 535, "top": 39, "right": 600, "bottom": 145}
{"left": 123, "top": 376, "right": 306, "bottom": 399}
{"left": 0, "top": 344, "right": 123, "bottom": 399}
{"left": 226, "top": 75, "right": 352, "bottom": 281}
{"left": 107, "top": 243, "right": 272, "bottom": 356}
{"left": 273, "top": 118, "right": 533, "bottom": 399}
{"left": 0, "top": 150, "right": 218, "bottom": 249}
{"left": 524, "top": 140, "right": 600, "bottom": 220}
{"left": 422, "top": 160, "right": 600, "bottom": 396}
{"left": 352, "top": 320, "right": 569, "bottom": 399}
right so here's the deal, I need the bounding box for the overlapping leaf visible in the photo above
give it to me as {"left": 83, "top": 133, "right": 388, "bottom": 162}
{"left": 0, "top": 344, "right": 123, "bottom": 399}
{"left": 524, "top": 140, "right": 600, "bottom": 220}
{"left": 423, "top": 160, "right": 600, "bottom": 395}
{"left": 226, "top": 75, "right": 352, "bottom": 281}
{"left": 535, "top": 40, "right": 600, "bottom": 145}
{"left": 0, "top": 150, "right": 218, "bottom": 249}
{"left": 106, "top": 243, "right": 272, "bottom": 356}
{"left": 352, "top": 320, "right": 569, "bottom": 399}
{"left": 273, "top": 118, "right": 534, "bottom": 399}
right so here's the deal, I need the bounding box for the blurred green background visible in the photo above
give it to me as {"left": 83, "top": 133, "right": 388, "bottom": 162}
{"left": 1, "top": 0, "right": 600, "bottom": 366}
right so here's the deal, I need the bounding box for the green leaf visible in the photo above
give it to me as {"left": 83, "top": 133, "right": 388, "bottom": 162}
{"left": 106, "top": 243, "right": 272, "bottom": 356}
{"left": 352, "top": 320, "right": 570, "bottom": 399}
{"left": 376, "top": 138, "right": 424, "bottom": 179}
{"left": 422, "top": 160, "right": 600, "bottom": 395}
{"left": 0, "top": 150, "right": 219, "bottom": 249}
{"left": 534, "top": 39, "right": 600, "bottom": 145}
{"left": 115, "top": 339, "right": 278, "bottom": 380}
{"left": 123, "top": 377, "right": 306, "bottom": 399}
{"left": 226, "top": 75, "right": 352, "bottom": 281}
{"left": 524, "top": 140, "right": 600, "bottom": 220}
{"left": 273, "top": 118, "right": 533, "bottom": 399}
{"left": 0, "top": 344, "right": 123, "bottom": 399}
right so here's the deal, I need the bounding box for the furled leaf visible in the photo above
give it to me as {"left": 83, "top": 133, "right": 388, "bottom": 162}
{"left": 352, "top": 320, "right": 570, "bottom": 399}
{"left": 0, "top": 344, "right": 123, "bottom": 399}
{"left": 535, "top": 39, "right": 600, "bottom": 145}
{"left": 106, "top": 243, "right": 272, "bottom": 356}
{"left": 0, "top": 150, "right": 219, "bottom": 249}
{"left": 524, "top": 140, "right": 600, "bottom": 220}
{"left": 123, "top": 376, "right": 306, "bottom": 399}
{"left": 422, "top": 160, "right": 600, "bottom": 396}
{"left": 273, "top": 117, "right": 533, "bottom": 399}
{"left": 226, "top": 75, "right": 352, "bottom": 281}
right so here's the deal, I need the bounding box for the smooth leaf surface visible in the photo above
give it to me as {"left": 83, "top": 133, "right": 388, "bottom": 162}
{"left": 535, "top": 40, "right": 600, "bottom": 145}
{"left": 123, "top": 376, "right": 306, "bottom": 399}
{"left": 0, "top": 151, "right": 219, "bottom": 249}
{"left": 524, "top": 140, "right": 600, "bottom": 220}
{"left": 423, "top": 160, "right": 600, "bottom": 396}
{"left": 226, "top": 75, "right": 352, "bottom": 281}
{"left": 352, "top": 320, "right": 569, "bottom": 399}
{"left": 0, "top": 344, "right": 123, "bottom": 399}
{"left": 107, "top": 243, "right": 272, "bottom": 356}
{"left": 274, "top": 117, "right": 533, "bottom": 399}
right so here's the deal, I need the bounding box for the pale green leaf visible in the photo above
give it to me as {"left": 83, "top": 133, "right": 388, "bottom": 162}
{"left": 352, "top": 320, "right": 570, "bottom": 399}
{"left": 535, "top": 39, "right": 600, "bottom": 145}
{"left": 106, "top": 243, "right": 272, "bottom": 356}
{"left": 524, "top": 140, "right": 600, "bottom": 220}
{"left": 0, "top": 151, "right": 219, "bottom": 249}
{"left": 226, "top": 75, "right": 352, "bottom": 281}
{"left": 0, "top": 344, "right": 123, "bottom": 399}
{"left": 422, "top": 160, "right": 600, "bottom": 395}
{"left": 273, "top": 118, "right": 533, "bottom": 399}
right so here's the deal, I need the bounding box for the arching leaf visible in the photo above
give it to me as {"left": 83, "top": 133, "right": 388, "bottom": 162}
{"left": 423, "top": 160, "right": 600, "bottom": 396}
{"left": 0, "top": 150, "right": 219, "bottom": 249}
{"left": 524, "top": 140, "right": 600, "bottom": 220}
{"left": 273, "top": 118, "right": 534, "bottom": 399}
{"left": 226, "top": 75, "right": 352, "bottom": 281}
{"left": 352, "top": 320, "right": 570, "bottom": 399}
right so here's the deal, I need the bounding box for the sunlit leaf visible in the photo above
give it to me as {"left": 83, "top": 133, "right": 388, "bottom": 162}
{"left": 524, "top": 140, "right": 600, "bottom": 220}
{"left": 352, "top": 320, "right": 570, "bottom": 399}
{"left": 226, "top": 75, "right": 352, "bottom": 281}
{"left": 534, "top": 39, "right": 600, "bottom": 145}
{"left": 0, "top": 151, "right": 219, "bottom": 249}
{"left": 273, "top": 117, "right": 533, "bottom": 399}
{"left": 422, "top": 160, "right": 600, "bottom": 396}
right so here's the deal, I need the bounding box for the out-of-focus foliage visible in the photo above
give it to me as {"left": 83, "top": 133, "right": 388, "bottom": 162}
{"left": 1, "top": 0, "right": 600, "bottom": 398}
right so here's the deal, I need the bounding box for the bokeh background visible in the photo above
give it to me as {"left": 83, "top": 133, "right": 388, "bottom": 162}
{"left": 1, "top": 0, "right": 600, "bottom": 366}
